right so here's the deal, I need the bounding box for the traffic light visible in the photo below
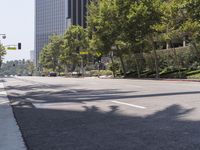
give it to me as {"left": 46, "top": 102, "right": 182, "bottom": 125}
{"left": 18, "top": 43, "right": 22, "bottom": 50}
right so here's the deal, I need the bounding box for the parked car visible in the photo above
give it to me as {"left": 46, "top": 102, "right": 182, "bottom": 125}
{"left": 48, "top": 72, "right": 57, "bottom": 77}
{"left": 41, "top": 74, "right": 45, "bottom": 77}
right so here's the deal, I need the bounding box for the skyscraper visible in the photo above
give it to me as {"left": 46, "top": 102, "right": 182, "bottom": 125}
{"left": 35, "top": 0, "right": 68, "bottom": 66}
{"left": 35, "top": 0, "right": 89, "bottom": 66}
{"left": 68, "top": 0, "right": 88, "bottom": 28}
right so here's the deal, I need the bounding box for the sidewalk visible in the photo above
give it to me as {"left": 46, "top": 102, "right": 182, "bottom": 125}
{"left": 0, "top": 82, "right": 26, "bottom": 150}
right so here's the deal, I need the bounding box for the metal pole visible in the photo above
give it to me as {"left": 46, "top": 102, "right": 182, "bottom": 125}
{"left": 81, "top": 56, "right": 84, "bottom": 77}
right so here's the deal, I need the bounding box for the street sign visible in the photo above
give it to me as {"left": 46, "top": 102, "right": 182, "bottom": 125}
{"left": 80, "top": 51, "right": 89, "bottom": 55}
{"left": 7, "top": 47, "right": 17, "bottom": 50}
{"left": 96, "top": 52, "right": 102, "bottom": 57}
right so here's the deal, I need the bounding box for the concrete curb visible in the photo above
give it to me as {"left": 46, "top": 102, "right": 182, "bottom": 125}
{"left": 0, "top": 82, "right": 26, "bottom": 150}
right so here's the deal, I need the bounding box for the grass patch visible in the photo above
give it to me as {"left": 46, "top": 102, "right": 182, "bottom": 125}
{"left": 186, "top": 70, "right": 200, "bottom": 76}
{"left": 187, "top": 73, "right": 200, "bottom": 79}
{"left": 90, "top": 70, "right": 113, "bottom": 76}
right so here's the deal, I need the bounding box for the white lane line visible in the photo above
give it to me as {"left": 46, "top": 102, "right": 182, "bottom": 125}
{"left": 111, "top": 100, "right": 146, "bottom": 109}
{"left": 0, "top": 91, "right": 8, "bottom": 95}
{"left": 69, "top": 90, "right": 78, "bottom": 93}
{"left": 0, "top": 100, "right": 9, "bottom": 105}
{"left": 0, "top": 84, "right": 9, "bottom": 105}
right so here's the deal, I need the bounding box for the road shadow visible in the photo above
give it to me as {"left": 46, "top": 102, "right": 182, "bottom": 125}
{"left": 4, "top": 77, "right": 200, "bottom": 104}
{"left": 0, "top": 79, "right": 6, "bottom": 82}
{"left": 12, "top": 104, "right": 200, "bottom": 150}
{"left": 6, "top": 84, "right": 200, "bottom": 104}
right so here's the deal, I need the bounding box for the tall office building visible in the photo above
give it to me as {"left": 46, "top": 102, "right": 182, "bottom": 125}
{"left": 35, "top": 0, "right": 89, "bottom": 66}
{"left": 68, "top": 0, "right": 88, "bottom": 28}
{"left": 35, "top": 0, "right": 68, "bottom": 66}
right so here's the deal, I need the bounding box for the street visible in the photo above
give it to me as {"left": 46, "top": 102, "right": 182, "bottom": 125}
{"left": 2, "top": 77, "right": 200, "bottom": 150}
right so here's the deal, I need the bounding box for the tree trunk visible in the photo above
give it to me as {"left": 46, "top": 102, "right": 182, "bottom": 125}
{"left": 128, "top": 48, "right": 141, "bottom": 78}
{"left": 0, "top": 56, "right": 2, "bottom": 68}
{"left": 64, "top": 64, "right": 68, "bottom": 76}
{"left": 171, "top": 41, "right": 181, "bottom": 78}
{"left": 133, "top": 54, "right": 141, "bottom": 78}
{"left": 110, "top": 55, "right": 116, "bottom": 78}
{"left": 191, "top": 42, "right": 200, "bottom": 61}
{"left": 52, "top": 57, "right": 56, "bottom": 72}
{"left": 119, "top": 54, "right": 126, "bottom": 77}
{"left": 150, "top": 36, "right": 159, "bottom": 79}
{"left": 152, "top": 48, "right": 159, "bottom": 79}
{"left": 116, "top": 46, "right": 126, "bottom": 77}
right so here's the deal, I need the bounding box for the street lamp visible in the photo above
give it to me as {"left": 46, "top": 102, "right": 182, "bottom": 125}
{"left": 0, "top": 34, "right": 6, "bottom": 39}
{"left": 0, "top": 34, "right": 6, "bottom": 44}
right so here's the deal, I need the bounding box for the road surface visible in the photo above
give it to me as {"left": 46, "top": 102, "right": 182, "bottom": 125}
{"left": 2, "top": 77, "right": 200, "bottom": 150}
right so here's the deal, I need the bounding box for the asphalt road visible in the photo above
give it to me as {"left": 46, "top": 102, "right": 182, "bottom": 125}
{"left": 3, "top": 77, "right": 200, "bottom": 150}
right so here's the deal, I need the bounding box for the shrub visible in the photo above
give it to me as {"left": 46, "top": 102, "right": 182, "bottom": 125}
{"left": 186, "top": 70, "right": 200, "bottom": 76}
{"left": 187, "top": 73, "right": 200, "bottom": 79}
{"left": 90, "top": 70, "right": 113, "bottom": 76}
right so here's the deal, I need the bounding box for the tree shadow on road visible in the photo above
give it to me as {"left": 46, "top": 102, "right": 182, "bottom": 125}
{"left": 6, "top": 84, "right": 200, "bottom": 104}
{"left": 6, "top": 84, "right": 139, "bottom": 104}
{"left": 12, "top": 103, "right": 200, "bottom": 150}
{"left": 4, "top": 77, "right": 200, "bottom": 105}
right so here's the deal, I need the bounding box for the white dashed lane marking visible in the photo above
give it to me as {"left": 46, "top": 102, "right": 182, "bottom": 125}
{"left": 111, "top": 100, "right": 146, "bottom": 109}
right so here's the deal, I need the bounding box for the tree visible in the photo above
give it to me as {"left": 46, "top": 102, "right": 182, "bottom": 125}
{"left": 60, "top": 25, "right": 88, "bottom": 73}
{"left": 40, "top": 35, "right": 64, "bottom": 72}
{"left": 124, "top": 0, "right": 163, "bottom": 78}
{"left": 87, "top": 0, "right": 130, "bottom": 77}
{"left": 183, "top": 0, "right": 200, "bottom": 55}
{"left": 0, "top": 44, "right": 6, "bottom": 67}
{"left": 0, "top": 60, "right": 35, "bottom": 76}
{"left": 26, "top": 60, "right": 35, "bottom": 75}
{"left": 40, "top": 44, "right": 51, "bottom": 71}
{"left": 87, "top": 0, "right": 163, "bottom": 78}
{"left": 186, "top": 0, "right": 200, "bottom": 20}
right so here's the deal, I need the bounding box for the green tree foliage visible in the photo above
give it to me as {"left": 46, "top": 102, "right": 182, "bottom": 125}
{"left": 60, "top": 25, "right": 88, "bottom": 72}
{"left": 26, "top": 60, "right": 35, "bottom": 75}
{"left": 87, "top": 0, "right": 163, "bottom": 77}
{"left": 186, "top": 0, "right": 200, "bottom": 20}
{"left": 0, "top": 60, "right": 35, "bottom": 76}
{"left": 40, "top": 35, "right": 64, "bottom": 72}
{"left": 0, "top": 44, "right": 6, "bottom": 67}
{"left": 183, "top": 0, "right": 200, "bottom": 46}
{"left": 38, "top": 0, "right": 200, "bottom": 79}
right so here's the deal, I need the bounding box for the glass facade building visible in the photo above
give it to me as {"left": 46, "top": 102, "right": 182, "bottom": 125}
{"left": 35, "top": 0, "right": 68, "bottom": 65}
{"left": 35, "top": 0, "right": 89, "bottom": 66}
{"left": 68, "top": 0, "right": 88, "bottom": 28}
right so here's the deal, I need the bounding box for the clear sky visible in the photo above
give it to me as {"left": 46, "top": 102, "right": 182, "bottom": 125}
{"left": 0, "top": 0, "right": 34, "bottom": 61}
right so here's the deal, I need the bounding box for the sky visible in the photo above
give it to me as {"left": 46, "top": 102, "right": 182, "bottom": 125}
{"left": 0, "top": 0, "right": 34, "bottom": 61}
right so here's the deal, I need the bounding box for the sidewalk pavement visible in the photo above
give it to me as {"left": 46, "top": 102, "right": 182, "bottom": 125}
{"left": 0, "top": 82, "right": 26, "bottom": 150}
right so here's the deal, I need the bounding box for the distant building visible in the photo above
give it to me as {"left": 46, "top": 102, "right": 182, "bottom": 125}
{"left": 30, "top": 50, "right": 35, "bottom": 62}
{"left": 35, "top": 0, "right": 69, "bottom": 66}
{"left": 68, "top": 0, "right": 88, "bottom": 28}
{"left": 35, "top": 0, "right": 89, "bottom": 66}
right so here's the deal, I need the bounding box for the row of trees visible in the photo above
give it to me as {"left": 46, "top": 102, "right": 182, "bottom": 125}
{"left": 40, "top": 0, "right": 200, "bottom": 78}
{"left": 0, "top": 43, "right": 6, "bottom": 67}
{"left": 0, "top": 60, "right": 35, "bottom": 76}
